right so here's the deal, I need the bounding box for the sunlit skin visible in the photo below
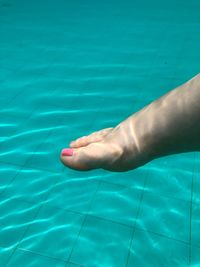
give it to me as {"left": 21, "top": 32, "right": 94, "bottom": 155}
{"left": 60, "top": 73, "right": 200, "bottom": 172}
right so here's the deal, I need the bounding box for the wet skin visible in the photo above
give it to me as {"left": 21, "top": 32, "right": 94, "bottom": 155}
{"left": 60, "top": 73, "right": 200, "bottom": 172}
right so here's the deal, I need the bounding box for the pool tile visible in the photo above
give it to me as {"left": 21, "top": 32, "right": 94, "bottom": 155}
{"left": 100, "top": 167, "right": 148, "bottom": 188}
{"left": 89, "top": 182, "right": 142, "bottom": 226}
{"left": 37, "top": 79, "right": 83, "bottom": 97}
{"left": 36, "top": 91, "right": 80, "bottom": 109}
{"left": 45, "top": 177, "right": 100, "bottom": 214}
{"left": 0, "top": 163, "right": 19, "bottom": 195}
{"left": 70, "top": 215, "right": 132, "bottom": 267}
{"left": 127, "top": 229, "right": 189, "bottom": 267}
{"left": 0, "top": 106, "right": 34, "bottom": 130}
{"left": 163, "top": 152, "right": 195, "bottom": 171}
{"left": 191, "top": 201, "right": 200, "bottom": 248}
{"left": 0, "top": 68, "right": 13, "bottom": 83}
{"left": 19, "top": 205, "right": 85, "bottom": 261}
{"left": 136, "top": 192, "right": 190, "bottom": 242}
{"left": 0, "top": 111, "right": 22, "bottom": 141}
{"left": 43, "top": 87, "right": 104, "bottom": 111}
{"left": 24, "top": 112, "right": 99, "bottom": 173}
{"left": 21, "top": 102, "right": 68, "bottom": 130}
{"left": 190, "top": 246, "right": 200, "bottom": 267}
{"left": 0, "top": 122, "right": 50, "bottom": 166}
{"left": 3, "top": 64, "right": 47, "bottom": 86}
{"left": 3, "top": 168, "right": 60, "bottom": 204}
{"left": 6, "top": 249, "right": 66, "bottom": 267}
{"left": 22, "top": 123, "right": 71, "bottom": 173}
{"left": 193, "top": 152, "right": 200, "bottom": 203}
{"left": 0, "top": 246, "right": 15, "bottom": 267}
{"left": 63, "top": 166, "right": 105, "bottom": 181}
{"left": 148, "top": 152, "right": 195, "bottom": 173}
{"left": 193, "top": 174, "right": 200, "bottom": 204}
{"left": 66, "top": 263, "right": 82, "bottom": 267}
{"left": 145, "top": 165, "right": 192, "bottom": 201}
{"left": 0, "top": 196, "right": 39, "bottom": 247}
{"left": 24, "top": 138, "right": 64, "bottom": 173}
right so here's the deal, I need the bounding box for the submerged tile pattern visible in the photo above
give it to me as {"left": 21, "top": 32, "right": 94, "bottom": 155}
{"left": 1, "top": 0, "right": 200, "bottom": 266}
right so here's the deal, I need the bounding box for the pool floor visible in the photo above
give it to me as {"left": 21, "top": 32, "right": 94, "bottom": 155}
{"left": 1, "top": 0, "right": 200, "bottom": 266}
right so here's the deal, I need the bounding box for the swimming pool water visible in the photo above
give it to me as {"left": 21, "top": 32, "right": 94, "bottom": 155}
{"left": 1, "top": 0, "right": 200, "bottom": 266}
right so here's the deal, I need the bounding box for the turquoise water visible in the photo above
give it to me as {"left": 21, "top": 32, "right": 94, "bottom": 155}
{"left": 1, "top": 0, "right": 200, "bottom": 266}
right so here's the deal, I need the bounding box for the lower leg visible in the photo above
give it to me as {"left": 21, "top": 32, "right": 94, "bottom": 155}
{"left": 133, "top": 73, "right": 200, "bottom": 158}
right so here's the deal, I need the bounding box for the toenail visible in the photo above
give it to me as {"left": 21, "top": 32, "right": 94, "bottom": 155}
{"left": 62, "top": 148, "right": 74, "bottom": 156}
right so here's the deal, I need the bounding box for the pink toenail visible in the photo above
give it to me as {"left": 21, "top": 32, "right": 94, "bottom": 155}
{"left": 62, "top": 148, "right": 73, "bottom": 156}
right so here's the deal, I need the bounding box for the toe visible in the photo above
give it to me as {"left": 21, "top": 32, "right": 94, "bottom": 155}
{"left": 69, "top": 127, "right": 113, "bottom": 148}
{"left": 69, "top": 136, "right": 88, "bottom": 148}
{"left": 60, "top": 142, "right": 112, "bottom": 171}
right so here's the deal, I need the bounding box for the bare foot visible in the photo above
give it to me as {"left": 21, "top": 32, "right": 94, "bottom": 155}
{"left": 60, "top": 73, "right": 200, "bottom": 172}
{"left": 60, "top": 122, "right": 149, "bottom": 172}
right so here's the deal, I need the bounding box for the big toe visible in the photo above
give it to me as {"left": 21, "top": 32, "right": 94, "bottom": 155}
{"left": 60, "top": 142, "right": 112, "bottom": 171}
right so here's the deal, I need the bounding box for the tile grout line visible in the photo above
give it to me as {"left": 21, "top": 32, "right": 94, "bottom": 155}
{"left": 1, "top": 60, "right": 55, "bottom": 109}
{"left": 1, "top": 166, "right": 198, "bottom": 247}
{"left": 98, "top": 177, "right": 194, "bottom": 203}
{"left": 2, "top": 188, "right": 195, "bottom": 248}
{"left": 4, "top": 165, "right": 65, "bottom": 267}
{"left": 3, "top": 168, "right": 198, "bottom": 264}
{"left": 2, "top": 93, "right": 197, "bottom": 266}
{"left": 125, "top": 170, "right": 150, "bottom": 267}
{"left": 1, "top": 103, "right": 103, "bottom": 201}
{"left": 1, "top": 41, "right": 79, "bottom": 110}
{"left": 0, "top": 120, "right": 56, "bottom": 198}
{"left": 4, "top": 159, "right": 102, "bottom": 265}
{"left": 1, "top": 160, "right": 197, "bottom": 205}
{"left": 65, "top": 179, "right": 103, "bottom": 266}
{"left": 12, "top": 247, "right": 68, "bottom": 264}
{"left": 188, "top": 152, "right": 196, "bottom": 267}
{"left": 20, "top": 97, "right": 103, "bottom": 164}
{"left": 2, "top": 52, "right": 111, "bottom": 112}
{"left": 0, "top": 82, "right": 106, "bottom": 177}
